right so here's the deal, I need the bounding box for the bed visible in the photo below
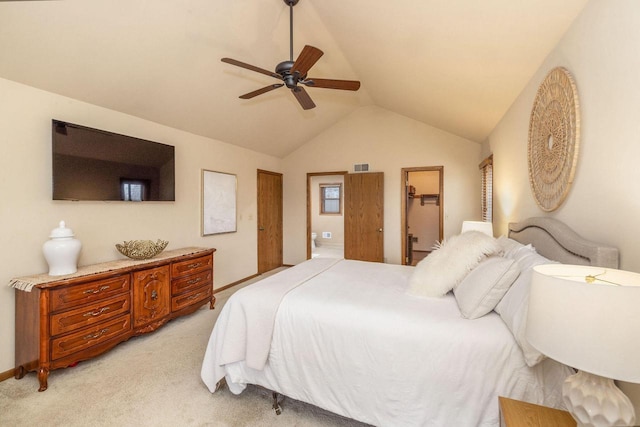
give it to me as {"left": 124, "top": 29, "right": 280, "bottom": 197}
{"left": 201, "top": 217, "right": 619, "bottom": 426}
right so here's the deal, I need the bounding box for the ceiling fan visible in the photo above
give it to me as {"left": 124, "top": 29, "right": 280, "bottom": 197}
{"left": 221, "top": 0, "right": 361, "bottom": 110}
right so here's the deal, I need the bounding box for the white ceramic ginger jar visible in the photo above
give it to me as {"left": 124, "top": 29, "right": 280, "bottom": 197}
{"left": 43, "top": 221, "right": 82, "bottom": 276}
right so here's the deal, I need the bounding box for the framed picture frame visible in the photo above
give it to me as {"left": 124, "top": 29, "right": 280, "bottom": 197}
{"left": 201, "top": 169, "right": 237, "bottom": 236}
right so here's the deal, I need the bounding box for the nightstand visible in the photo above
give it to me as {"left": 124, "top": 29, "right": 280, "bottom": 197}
{"left": 499, "top": 396, "right": 576, "bottom": 427}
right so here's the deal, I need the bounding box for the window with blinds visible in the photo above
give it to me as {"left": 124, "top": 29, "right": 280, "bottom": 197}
{"left": 320, "top": 183, "right": 342, "bottom": 215}
{"left": 480, "top": 155, "right": 493, "bottom": 222}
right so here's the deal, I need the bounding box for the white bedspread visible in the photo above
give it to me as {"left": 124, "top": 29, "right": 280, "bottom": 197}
{"left": 202, "top": 259, "right": 571, "bottom": 426}
{"left": 201, "top": 257, "right": 340, "bottom": 390}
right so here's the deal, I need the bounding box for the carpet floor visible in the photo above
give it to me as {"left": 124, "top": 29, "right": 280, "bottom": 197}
{"left": 0, "top": 270, "right": 369, "bottom": 427}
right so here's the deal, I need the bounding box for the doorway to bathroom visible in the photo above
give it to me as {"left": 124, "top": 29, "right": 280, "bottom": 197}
{"left": 401, "top": 166, "right": 443, "bottom": 266}
{"left": 306, "top": 171, "right": 347, "bottom": 259}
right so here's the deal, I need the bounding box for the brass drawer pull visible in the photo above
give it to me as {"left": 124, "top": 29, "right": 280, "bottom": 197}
{"left": 186, "top": 262, "right": 202, "bottom": 269}
{"left": 187, "top": 277, "right": 202, "bottom": 285}
{"left": 83, "top": 285, "right": 110, "bottom": 295}
{"left": 187, "top": 293, "right": 201, "bottom": 301}
{"left": 83, "top": 328, "right": 109, "bottom": 340}
{"left": 83, "top": 307, "right": 110, "bottom": 317}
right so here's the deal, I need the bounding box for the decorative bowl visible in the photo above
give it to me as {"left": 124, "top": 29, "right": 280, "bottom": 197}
{"left": 115, "top": 239, "right": 169, "bottom": 260}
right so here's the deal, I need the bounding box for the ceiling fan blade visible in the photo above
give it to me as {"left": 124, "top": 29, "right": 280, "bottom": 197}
{"left": 292, "top": 87, "right": 316, "bottom": 110}
{"left": 291, "top": 45, "right": 323, "bottom": 77}
{"left": 305, "top": 78, "right": 361, "bottom": 91}
{"left": 221, "top": 58, "right": 281, "bottom": 80}
{"left": 239, "top": 84, "right": 284, "bottom": 99}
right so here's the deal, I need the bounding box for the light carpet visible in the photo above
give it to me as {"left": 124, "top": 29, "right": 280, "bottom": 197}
{"left": 0, "top": 270, "right": 369, "bottom": 427}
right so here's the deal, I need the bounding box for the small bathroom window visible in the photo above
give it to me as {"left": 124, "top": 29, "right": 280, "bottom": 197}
{"left": 320, "top": 183, "right": 342, "bottom": 215}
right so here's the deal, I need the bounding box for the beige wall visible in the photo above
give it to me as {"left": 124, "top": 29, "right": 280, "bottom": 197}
{"left": 485, "top": 0, "right": 640, "bottom": 272}
{"left": 282, "top": 105, "right": 481, "bottom": 265}
{"left": 0, "top": 77, "right": 281, "bottom": 374}
{"left": 485, "top": 0, "right": 640, "bottom": 410}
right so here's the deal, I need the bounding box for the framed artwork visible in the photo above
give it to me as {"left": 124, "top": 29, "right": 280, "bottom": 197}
{"left": 201, "top": 169, "right": 237, "bottom": 235}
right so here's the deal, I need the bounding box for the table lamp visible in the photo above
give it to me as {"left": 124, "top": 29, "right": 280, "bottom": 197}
{"left": 526, "top": 264, "right": 640, "bottom": 427}
{"left": 460, "top": 220, "right": 493, "bottom": 236}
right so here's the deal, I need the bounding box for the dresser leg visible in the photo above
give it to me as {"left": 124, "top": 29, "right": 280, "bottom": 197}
{"left": 37, "top": 368, "right": 49, "bottom": 392}
{"left": 209, "top": 295, "right": 216, "bottom": 310}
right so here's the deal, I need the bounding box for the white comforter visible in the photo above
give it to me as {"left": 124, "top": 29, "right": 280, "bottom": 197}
{"left": 201, "top": 259, "right": 570, "bottom": 426}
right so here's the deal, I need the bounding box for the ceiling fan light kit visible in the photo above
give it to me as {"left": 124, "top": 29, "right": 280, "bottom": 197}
{"left": 221, "top": 0, "right": 361, "bottom": 110}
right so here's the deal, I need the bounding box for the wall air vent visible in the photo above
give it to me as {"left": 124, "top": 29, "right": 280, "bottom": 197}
{"left": 354, "top": 163, "right": 370, "bottom": 172}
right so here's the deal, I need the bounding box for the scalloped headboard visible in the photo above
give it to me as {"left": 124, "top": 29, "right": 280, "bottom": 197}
{"left": 508, "top": 217, "right": 619, "bottom": 268}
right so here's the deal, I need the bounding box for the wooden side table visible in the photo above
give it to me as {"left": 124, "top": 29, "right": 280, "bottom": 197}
{"left": 499, "top": 396, "right": 576, "bottom": 427}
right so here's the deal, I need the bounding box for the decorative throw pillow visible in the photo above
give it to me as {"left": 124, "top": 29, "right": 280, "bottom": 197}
{"left": 495, "top": 250, "right": 555, "bottom": 366}
{"left": 407, "top": 231, "right": 501, "bottom": 298}
{"left": 454, "top": 256, "right": 520, "bottom": 319}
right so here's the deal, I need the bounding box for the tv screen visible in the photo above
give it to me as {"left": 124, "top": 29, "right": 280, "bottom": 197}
{"left": 52, "top": 120, "right": 175, "bottom": 201}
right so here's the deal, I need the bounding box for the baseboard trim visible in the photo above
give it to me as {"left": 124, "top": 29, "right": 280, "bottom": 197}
{"left": 214, "top": 265, "right": 291, "bottom": 294}
{"left": 0, "top": 368, "right": 15, "bottom": 383}
{"left": 214, "top": 273, "right": 260, "bottom": 294}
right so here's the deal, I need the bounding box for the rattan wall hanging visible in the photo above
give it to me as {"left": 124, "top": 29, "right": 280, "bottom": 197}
{"left": 528, "top": 67, "right": 580, "bottom": 212}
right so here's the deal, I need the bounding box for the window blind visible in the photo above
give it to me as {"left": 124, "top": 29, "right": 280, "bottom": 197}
{"left": 479, "top": 155, "right": 493, "bottom": 223}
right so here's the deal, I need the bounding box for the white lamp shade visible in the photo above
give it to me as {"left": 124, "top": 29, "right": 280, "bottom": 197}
{"left": 460, "top": 221, "right": 493, "bottom": 236}
{"left": 527, "top": 264, "right": 640, "bottom": 383}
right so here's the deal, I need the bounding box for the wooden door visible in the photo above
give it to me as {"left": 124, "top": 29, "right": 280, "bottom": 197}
{"left": 344, "top": 172, "right": 384, "bottom": 262}
{"left": 257, "top": 170, "right": 283, "bottom": 274}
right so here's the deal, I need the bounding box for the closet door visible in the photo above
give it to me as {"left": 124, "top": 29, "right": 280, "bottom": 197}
{"left": 344, "top": 172, "right": 384, "bottom": 262}
{"left": 257, "top": 169, "right": 283, "bottom": 274}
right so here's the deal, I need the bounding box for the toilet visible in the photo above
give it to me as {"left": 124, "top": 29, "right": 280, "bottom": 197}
{"left": 311, "top": 232, "right": 317, "bottom": 249}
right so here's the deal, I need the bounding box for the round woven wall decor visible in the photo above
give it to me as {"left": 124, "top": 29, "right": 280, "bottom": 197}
{"left": 528, "top": 67, "right": 580, "bottom": 212}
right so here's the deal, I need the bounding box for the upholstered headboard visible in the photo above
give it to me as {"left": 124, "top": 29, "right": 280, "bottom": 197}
{"left": 508, "top": 217, "right": 619, "bottom": 268}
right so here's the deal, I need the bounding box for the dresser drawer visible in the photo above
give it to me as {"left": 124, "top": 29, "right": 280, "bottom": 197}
{"left": 51, "top": 314, "right": 131, "bottom": 360}
{"left": 50, "top": 293, "right": 131, "bottom": 336}
{"left": 171, "top": 269, "right": 212, "bottom": 295}
{"left": 171, "top": 254, "right": 213, "bottom": 279}
{"left": 50, "top": 275, "right": 130, "bottom": 312}
{"left": 171, "top": 284, "right": 211, "bottom": 312}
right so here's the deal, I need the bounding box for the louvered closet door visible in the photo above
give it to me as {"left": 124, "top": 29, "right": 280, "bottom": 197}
{"left": 344, "top": 172, "right": 384, "bottom": 262}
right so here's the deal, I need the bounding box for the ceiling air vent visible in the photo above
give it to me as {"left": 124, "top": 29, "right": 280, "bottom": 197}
{"left": 354, "top": 163, "right": 370, "bottom": 172}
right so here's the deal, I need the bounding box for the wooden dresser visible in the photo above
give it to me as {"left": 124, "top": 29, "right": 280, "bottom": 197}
{"left": 12, "top": 247, "right": 215, "bottom": 391}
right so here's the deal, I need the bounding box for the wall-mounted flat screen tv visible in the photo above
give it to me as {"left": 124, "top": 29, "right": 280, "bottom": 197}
{"left": 52, "top": 120, "right": 175, "bottom": 201}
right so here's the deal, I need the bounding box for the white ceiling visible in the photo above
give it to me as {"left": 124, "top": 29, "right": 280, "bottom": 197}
{"left": 0, "top": 0, "right": 588, "bottom": 158}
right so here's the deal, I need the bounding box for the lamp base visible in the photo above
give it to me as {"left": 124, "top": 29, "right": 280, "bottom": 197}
{"left": 563, "top": 370, "right": 636, "bottom": 427}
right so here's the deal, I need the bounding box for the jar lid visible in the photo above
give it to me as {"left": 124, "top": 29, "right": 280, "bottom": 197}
{"left": 50, "top": 221, "right": 75, "bottom": 238}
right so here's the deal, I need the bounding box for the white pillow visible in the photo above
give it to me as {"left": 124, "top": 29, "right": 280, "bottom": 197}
{"left": 495, "top": 250, "right": 555, "bottom": 366}
{"left": 407, "top": 231, "right": 501, "bottom": 298}
{"left": 454, "top": 256, "right": 520, "bottom": 319}
{"left": 496, "top": 235, "right": 525, "bottom": 258}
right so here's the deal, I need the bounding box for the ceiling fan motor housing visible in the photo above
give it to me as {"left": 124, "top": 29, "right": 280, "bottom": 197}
{"left": 276, "top": 60, "right": 306, "bottom": 88}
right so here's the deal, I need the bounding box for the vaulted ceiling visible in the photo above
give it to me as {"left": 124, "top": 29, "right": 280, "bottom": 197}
{"left": 0, "top": 0, "right": 588, "bottom": 157}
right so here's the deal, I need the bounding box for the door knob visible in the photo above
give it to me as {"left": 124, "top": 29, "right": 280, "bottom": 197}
{"left": 378, "top": 228, "right": 383, "bottom": 232}
{"left": 259, "top": 227, "right": 265, "bottom": 231}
